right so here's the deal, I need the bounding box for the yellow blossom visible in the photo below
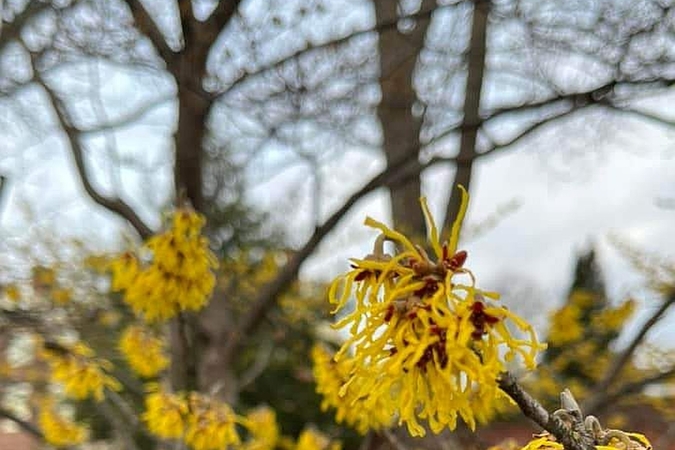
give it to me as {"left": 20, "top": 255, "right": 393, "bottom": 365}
{"left": 295, "top": 428, "right": 341, "bottom": 450}
{"left": 142, "top": 384, "right": 188, "bottom": 439}
{"left": 325, "top": 186, "right": 544, "bottom": 436}
{"left": 4, "top": 284, "right": 21, "bottom": 302}
{"left": 110, "top": 209, "right": 218, "bottom": 322}
{"left": 548, "top": 304, "right": 584, "bottom": 345}
{"left": 311, "top": 344, "right": 393, "bottom": 434}
{"left": 119, "top": 325, "right": 169, "bottom": 378}
{"left": 520, "top": 429, "right": 652, "bottom": 450}
{"left": 51, "top": 287, "right": 72, "bottom": 305}
{"left": 38, "top": 399, "right": 89, "bottom": 447}
{"left": 40, "top": 341, "right": 121, "bottom": 402}
{"left": 184, "top": 392, "right": 241, "bottom": 450}
{"left": 241, "top": 406, "right": 280, "bottom": 450}
{"left": 591, "top": 299, "right": 635, "bottom": 331}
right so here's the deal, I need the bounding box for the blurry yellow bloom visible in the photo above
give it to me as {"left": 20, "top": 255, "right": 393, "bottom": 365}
{"left": 4, "top": 284, "right": 21, "bottom": 302}
{"left": 51, "top": 287, "right": 72, "bottom": 305}
{"left": 521, "top": 428, "right": 652, "bottom": 450}
{"left": 38, "top": 399, "right": 89, "bottom": 447}
{"left": 143, "top": 384, "right": 188, "bottom": 439}
{"left": 98, "top": 310, "right": 121, "bottom": 327}
{"left": 40, "top": 341, "right": 121, "bottom": 402}
{"left": 184, "top": 393, "right": 241, "bottom": 450}
{"left": 591, "top": 299, "right": 635, "bottom": 331}
{"left": 548, "top": 304, "right": 583, "bottom": 345}
{"left": 119, "top": 325, "right": 169, "bottom": 378}
{"left": 569, "top": 290, "right": 596, "bottom": 308}
{"left": 32, "top": 266, "right": 56, "bottom": 291}
{"left": 295, "top": 428, "right": 342, "bottom": 450}
{"left": 110, "top": 209, "right": 218, "bottom": 322}
{"left": 241, "top": 406, "right": 280, "bottom": 450}
{"left": 326, "top": 187, "right": 544, "bottom": 436}
{"left": 487, "top": 439, "right": 521, "bottom": 450}
{"left": 311, "top": 344, "right": 393, "bottom": 434}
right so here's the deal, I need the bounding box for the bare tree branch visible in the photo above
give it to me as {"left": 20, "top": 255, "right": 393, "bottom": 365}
{"left": 0, "top": 407, "right": 43, "bottom": 441}
{"left": 583, "top": 291, "right": 675, "bottom": 414}
{"left": 207, "top": 0, "right": 244, "bottom": 28}
{"left": 78, "top": 93, "right": 175, "bottom": 134}
{"left": 122, "top": 0, "right": 175, "bottom": 62}
{"left": 588, "top": 365, "right": 675, "bottom": 414}
{"left": 0, "top": 1, "right": 53, "bottom": 55}
{"left": 382, "top": 430, "right": 409, "bottom": 450}
{"left": 219, "top": 147, "right": 430, "bottom": 364}
{"left": 218, "top": 3, "right": 457, "bottom": 96}
{"left": 499, "top": 372, "right": 594, "bottom": 450}
{"left": 30, "top": 52, "right": 154, "bottom": 239}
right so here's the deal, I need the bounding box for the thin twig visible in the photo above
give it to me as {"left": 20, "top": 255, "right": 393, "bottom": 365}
{"left": 583, "top": 291, "right": 675, "bottom": 414}
{"left": 499, "top": 372, "right": 595, "bottom": 450}
{"left": 0, "top": 407, "right": 43, "bottom": 440}
{"left": 382, "top": 429, "right": 409, "bottom": 450}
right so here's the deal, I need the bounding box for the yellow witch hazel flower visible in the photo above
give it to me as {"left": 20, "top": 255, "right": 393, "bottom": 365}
{"left": 142, "top": 384, "right": 188, "bottom": 439}
{"left": 241, "top": 406, "right": 280, "bottom": 450}
{"left": 118, "top": 325, "right": 169, "bottom": 378}
{"left": 312, "top": 344, "right": 393, "bottom": 433}
{"left": 38, "top": 398, "right": 89, "bottom": 447}
{"left": 143, "top": 384, "right": 243, "bottom": 450}
{"left": 522, "top": 389, "right": 652, "bottom": 450}
{"left": 325, "top": 186, "right": 544, "bottom": 436}
{"left": 40, "top": 341, "right": 121, "bottom": 402}
{"left": 184, "top": 392, "right": 241, "bottom": 450}
{"left": 521, "top": 420, "right": 652, "bottom": 450}
{"left": 110, "top": 208, "right": 218, "bottom": 322}
{"left": 294, "top": 427, "right": 342, "bottom": 450}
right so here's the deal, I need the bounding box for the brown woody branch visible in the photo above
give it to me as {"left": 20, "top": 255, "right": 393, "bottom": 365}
{"left": 587, "top": 365, "right": 675, "bottom": 414}
{"left": 0, "top": 1, "right": 53, "bottom": 55}
{"left": 219, "top": 3, "right": 459, "bottom": 96}
{"left": 0, "top": 407, "right": 43, "bottom": 440}
{"left": 29, "top": 49, "right": 154, "bottom": 239}
{"left": 583, "top": 291, "right": 675, "bottom": 414}
{"left": 122, "top": 0, "right": 175, "bottom": 62}
{"left": 499, "top": 372, "right": 595, "bottom": 450}
{"left": 219, "top": 147, "right": 429, "bottom": 365}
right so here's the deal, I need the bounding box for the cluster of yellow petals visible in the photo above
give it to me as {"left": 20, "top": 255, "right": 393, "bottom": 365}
{"left": 548, "top": 303, "right": 585, "bottom": 345}
{"left": 185, "top": 393, "right": 241, "bottom": 450}
{"left": 118, "top": 325, "right": 169, "bottom": 377}
{"left": 143, "top": 384, "right": 188, "bottom": 439}
{"left": 520, "top": 430, "right": 652, "bottom": 450}
{"left": 324, "top": 187, "right": 544, "bottom": 436}
{"left": 143, "top": 384, "right": 241, "bottom": 450}
{"left": 312, "top": 344, "right": 393, "bottom": 433}
{"left": 40, "top": 341, "right": 121, "bottom": 402}
{"left": 294, "top": 428, "right": 342, "bottom": 450}
{"left": 110, "top": 209, "right": 218, "bottom": 322}
{"left": 38, "top": 399, "right": 89, "bottom": 448}
{"left": 241, "top": 406, "right": 280, "bottom": 450}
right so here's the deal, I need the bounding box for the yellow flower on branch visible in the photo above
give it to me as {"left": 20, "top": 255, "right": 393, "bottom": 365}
{"left": 38, "top": 398, "right": 89, "bottom": 447}
{"left": 295, "top": 427, "right": 342, "bottom": 450}
{"left": 142, "top": 384, "right": 188, "bottom": 439}
{"left": 240, "top": 406, "right": 280, "bottom": 450}
{"left": 184, "top": 392, "right": 241, "bottom": 450}
{"left": 312, "top": 344, "right": 393, "bottom": 434}
{"left": 40, "top": 341, "right": 121, "bottom": 402}
{"left": 520, "top": 429, "right": 652, "bottom": 450}
{"left": 110, "top": 208, "right": 218, "bottom": 322}
{"left": 325, "top": 186, "right": 544, "bottom": 436}
{"left": 118, "top": 325, "right": 169, "bottom": 378}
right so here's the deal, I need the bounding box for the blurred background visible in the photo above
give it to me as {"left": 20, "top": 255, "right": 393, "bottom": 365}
{"left": 1, "top": 0, "right": 675, "bottom": 448}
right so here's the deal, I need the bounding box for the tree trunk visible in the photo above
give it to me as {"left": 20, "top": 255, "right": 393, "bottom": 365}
{"left": 442, "top": 0, "right": 489, "bottom": 233}
{"left": 375, "top": 0, "right": 435, "bottom": 237}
